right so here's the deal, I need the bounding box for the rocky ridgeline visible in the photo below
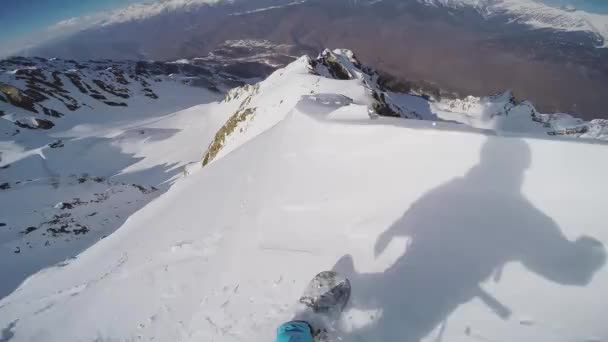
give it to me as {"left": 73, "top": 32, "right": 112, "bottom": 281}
{"left": 438, "top": 90, "right": 608, "bottom": 139}
{"left": 3, "top": 47, "right": 606, "bottom": 142}
{"left": 310, "top": 49, "right": 421, "bottom": 119}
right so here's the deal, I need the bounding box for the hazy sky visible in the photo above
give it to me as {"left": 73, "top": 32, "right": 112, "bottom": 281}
{"left": 0, "top": 0, "right": 143, "bottom": 48}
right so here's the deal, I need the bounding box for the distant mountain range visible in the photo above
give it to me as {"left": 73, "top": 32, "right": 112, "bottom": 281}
{"left": 422, "top": 0, "right": 608, "bottom": 46}
{"left": 10, "top": 0, "right": 608, "bottom": 119}
{"left": 2, "top": 45, "right": 605, "bottom": 145}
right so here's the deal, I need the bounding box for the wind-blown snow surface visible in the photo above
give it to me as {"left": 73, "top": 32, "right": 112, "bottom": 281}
{"left": 0, "top": 51, "right": 607, "bottom": 342}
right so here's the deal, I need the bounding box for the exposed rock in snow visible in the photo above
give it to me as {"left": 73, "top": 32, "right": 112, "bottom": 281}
{"left": 312, "top": 49, "right": 421, "bottom": 119}
{"left": 202, "top": 48, "right": 608, "bottom": 168}
{"left": 0, "top": 55, "right": 236, "bottom": 302}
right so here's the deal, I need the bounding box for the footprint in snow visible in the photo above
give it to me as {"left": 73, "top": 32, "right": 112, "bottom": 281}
{"left": 517, "top": 316, "right": 536, "bottom": 326}
{"left": 170, "top": 240, "right": 194, "bottom": 252}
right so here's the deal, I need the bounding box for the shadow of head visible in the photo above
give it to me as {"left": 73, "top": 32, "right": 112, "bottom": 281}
{"left": 332, "top": 137, "right": 606, "bottom": 341}
{"left": 470, "top": 137, "right": 531, "bottom": 190}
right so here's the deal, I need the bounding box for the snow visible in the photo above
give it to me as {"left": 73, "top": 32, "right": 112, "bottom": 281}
{"left": 49, "top": 0, "right": 227, "bottom": 29}
{"left": 171, "top": 59, "right": 192, "bottom": 64}
{"left": 229, "top": 0, "right": 309, "bottom": 16}
{"left": 46, "top": 0, "right": 603, "bottom": 50}
{"left": 5, "top": 67, "right": 38, "bottom": 75}
{"left": 388, "top": 89, "right": 608, "bottom": 139}
{"left": 0, "top": 58, "right": 233, "bottom": 302}
{"left": 4, "top": 0, "right": 607, "bottom": 60}
{"left": 219, "top": 39, "right": 285, "bottom": 48}
{"left": 494, "top": 0, "right": 608, "bottom": 47}
{"left": 1, "top": 53, "right": 608, "bottom": 342}
{"left": 0, "top": 0, "right": 230, "bottom": 57}
{"left": 422, "top": 0, "right": 608, "bottom": 47}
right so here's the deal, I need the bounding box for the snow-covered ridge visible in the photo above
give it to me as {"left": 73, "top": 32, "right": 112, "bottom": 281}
{"left": 311, "top": 49, "right": 431, "bottom": 120}
{"left": 420, "top": 0, "right": 608, "bottom": 47}
{"left": 229, "top": 0, "right": 308, "bottom": 16}
{"left": 201, "top": 48, "right": 608, "bottom": 167}
{"left": 436, "top": 90, "right": 608, "bottom": 140}
{"left": 0, "top": 54, "right": 249, "bottom": 301}
{"left": 51, "top": 0, "right": 229, "bottom": 32}
{"left": 200, "top": 49, "right": 434, "bottom": 166}
{"left": 317, "top": 48, "right": 607, "bottom": 140}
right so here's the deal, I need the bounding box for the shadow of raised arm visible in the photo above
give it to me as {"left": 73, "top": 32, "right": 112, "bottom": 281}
{"left": 518, "top": 210, "right": 606, "bottom": 285}
{"left": 374, "top": 201, "right": 423, "bottom": 258}
{"left": 374, "top": 220, "right": 399, "bottom": 258}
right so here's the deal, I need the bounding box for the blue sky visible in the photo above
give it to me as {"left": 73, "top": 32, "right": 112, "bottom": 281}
{"left": 0, "top": 0, "right": 143, "bottom": 45}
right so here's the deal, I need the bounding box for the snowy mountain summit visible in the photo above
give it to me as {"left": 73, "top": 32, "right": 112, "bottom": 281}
{"left": 1, "top": 49, "right": 608, "bottom": 342}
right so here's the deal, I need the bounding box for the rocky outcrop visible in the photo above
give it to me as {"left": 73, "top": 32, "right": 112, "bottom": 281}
{"left": 202, "top": 83, "right": 261, "bottom": 166}
{"left": 202, "top": 107, "right": 256, "bottom": 166}
{"left": 310, "top": 49, "right": 420, "bottom": 119}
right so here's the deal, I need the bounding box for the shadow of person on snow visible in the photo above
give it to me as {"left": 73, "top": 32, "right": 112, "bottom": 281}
{"left": 333, "top": 138, "right": 606, "bottom": 342}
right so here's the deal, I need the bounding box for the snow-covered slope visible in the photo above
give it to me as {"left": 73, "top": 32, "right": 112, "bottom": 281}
{"left": 1, "top": 49, "right": 607, "bottom": 342}
{"left": 5, "top": 0, "right": 304, "bottom": 59}
{"left": 422, "top": 0, "right": 608, "bottom": 47}
{"left": 1, "top": 50, "right": 605, "bottom": 302}
{"left": 0, "top": 56, "right": 245, "bottom": 136}
{"left": 34, "top": 0, "right": 608, "bottom": 50}
{"left": 431, "top": 90, "right": 608, "bottom": 139}
{"left": 201, "top": 49, "right": 608, "bottom": 167}
{"left": 0, "top": 55, "right": 252, "bottom": 300}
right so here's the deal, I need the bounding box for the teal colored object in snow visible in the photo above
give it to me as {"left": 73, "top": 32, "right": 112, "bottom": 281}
{"left": 276, "top": 321, "right": 313, "bottom": 342}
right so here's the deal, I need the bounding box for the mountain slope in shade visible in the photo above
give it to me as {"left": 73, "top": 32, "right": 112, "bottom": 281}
{"left": 20, "top": 0, "right": 608, "bottom": 52}
{"left": 0, "top": 50, "right": 266, "bottom": 299}
{"left": 0, "top": 48, "right": 607, "bottom": 342}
